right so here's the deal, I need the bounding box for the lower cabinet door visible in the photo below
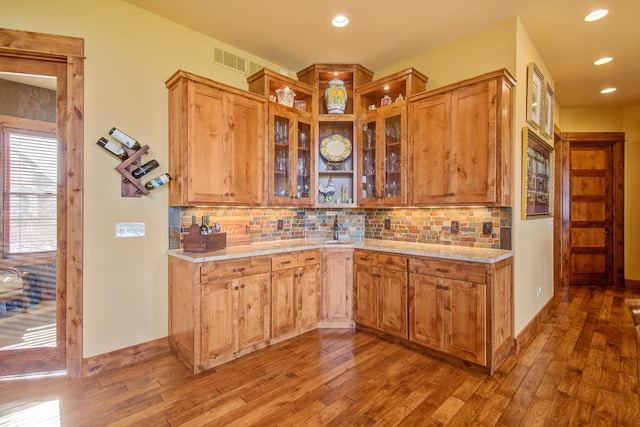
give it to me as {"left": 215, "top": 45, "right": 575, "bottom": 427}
{"left": 408, "top": 273, "right": 443, "bottom": 350}
{"left": 271, "top": 269, "right": 297, "bottom": 337}
{"left": 445, "top": 279, "right": 486, "bottom": 365}
{"left": 354, "top": 264, "right": 378, "bottom": 329}
{"left": 297, "top": 265, "right": 320, "bottom": 329}
{"left": 378, "top": 268, "right": 408, "bottom": 338}
{"left": 237, "top": 272, "right": 271, "bottom": 349}
{"left": 201, "top": 280, "right": 236, "bottom": 362}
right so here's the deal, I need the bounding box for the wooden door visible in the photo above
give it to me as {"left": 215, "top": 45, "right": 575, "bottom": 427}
{"left": 444, "top": 279, "right": 486, "bottom": 365}
{"left": 201, "top": 280, "right": 236, "bottom": 361}
{"left": 321, "top": 249, "right": 354, "bottom": 323}
{"left": 377, "top": 268, "right": 407, "bottom": 338}
{"left": 408, "top": 273, "right": 443, "bottom": 350}
{"left": 297, "top": 265, "right": 320, "bottom": 328}
{"left": 567, "top": 142, "right": 614, "bottom": 285}
{"left": 271, "top": 268, "right": 296, "bottom": 337}
{"left": 449, "top": 79, "right": 497, "bottom": 204}
{"left": 410, "top": 92, "right": 451, "bottom": 204}
{"left": 237, "top": 273, "right": 270, "bottom": 349}
{"left": 354, "top": 264, "right": 377, "bottom": 329}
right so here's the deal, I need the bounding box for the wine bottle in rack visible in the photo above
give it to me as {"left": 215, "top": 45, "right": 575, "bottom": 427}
{"left": 97, "top": 137, "right": 128, "bottom": 160}
{"left": 131, "top": 159, "right": 160, "bottom": 178}
{"left": 109, "top": 127, "right": 141, "bottom": 150}
{"left": 141, "top": 173, "right": 172, "bottom": 192}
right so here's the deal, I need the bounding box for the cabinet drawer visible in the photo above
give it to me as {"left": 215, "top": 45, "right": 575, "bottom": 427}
{"left": 297, "top": 250, "right": 321, "bottom": 266}
{"left": 354, "top": 250, "right": 376, "bottom": 266}
{"left": 201, "top": 256, "right": 270, "bottom": 282}
{"left": 409, "top": 258, "right": 485, "bottom": 283}
{"left": 272, "top": 253, "right": 298, "bottom": 271}
{"left": 377, "top": 253, "right": 407, "bottom": 271}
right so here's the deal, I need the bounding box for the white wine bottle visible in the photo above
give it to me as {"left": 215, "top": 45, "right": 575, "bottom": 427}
{"left": 97, "top": 137, "right": 127, "bottom": 160}
{"left": 144, "top": 173, "right": 172, "bottom": 191}
{"left": 109, "top": 127, "right": 141, "bottom": 150}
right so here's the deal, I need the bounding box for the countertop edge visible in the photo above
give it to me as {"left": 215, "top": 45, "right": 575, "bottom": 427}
{"left": 168, "top": 239, "right": 514, "bottom": 264}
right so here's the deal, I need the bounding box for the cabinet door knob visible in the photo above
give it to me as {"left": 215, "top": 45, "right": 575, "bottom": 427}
{"left": 234, "top": 286, "right": 239, "bottom": 291}
{"left": 240, "top": 284, "right": 245, "bottom": 289}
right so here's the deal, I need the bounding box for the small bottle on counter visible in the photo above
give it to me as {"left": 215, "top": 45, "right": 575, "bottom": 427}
{"left": 97, "top": 137, "right": 128, "bottom": 160}
{"left": 200, "top": 215, "right": 209, "bottom": 235}
{"left": 109, "top": 127, "right": 141, "bottom": 150}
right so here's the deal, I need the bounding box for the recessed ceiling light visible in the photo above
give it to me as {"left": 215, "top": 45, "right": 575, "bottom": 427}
{"left": 601, "top": 87, "right": 617, "bottom": 94}
{"left": 331, "top": 15, "right": 349, "bottom": 28}
{"left": 585, "top": 9, "right": 608, "bottom": 22}
{"left": 593, "top": 57, "right": 613, "bottom": 65}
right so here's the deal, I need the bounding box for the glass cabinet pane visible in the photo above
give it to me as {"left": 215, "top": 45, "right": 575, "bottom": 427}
{"left": 296, "top": 121, "right": 311, "bottom": 200}
{"left": 384, "top": 114, "right": 401, "bottom": 198}
{"left": 274, "top": 115, "right": 290, "bottom": 197}
{"left": 361, "top": 120, "right": 377, "bottom": 199}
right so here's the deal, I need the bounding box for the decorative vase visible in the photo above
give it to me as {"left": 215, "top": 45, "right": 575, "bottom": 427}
{"left": 325, "top": 79, "right": 347, "bottom": 114}
{"left": 275, "top": 87, "right": 295, "bottom": 107}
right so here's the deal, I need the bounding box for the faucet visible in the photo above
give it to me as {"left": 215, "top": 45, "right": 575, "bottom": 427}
{"left": 332, "top": 215, "right": 339, "bottom": 240}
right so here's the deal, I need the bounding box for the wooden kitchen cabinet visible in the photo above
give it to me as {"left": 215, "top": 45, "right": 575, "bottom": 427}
{"left": 408, "top": 256, "right": 513, "bottom": 374}
{"left": 247, "top": 69, "right": 317, "bottom": 206}
{"left": 354, "top": 250, "right": 408, "bottom": 339}
{"left": 320, "top": 248, "right": 354, "bottom": 327}
{"left": 166, "top": 70, "right": 267, "bottom": 206}
{"left": 271, "top": 250, "right": 321, "bottom": 340}
{"left": 355, "top": 68, "right": 428, "bottom": 206}
{"left": 169, "top": 255, "right": 271, "bottom": 374}
{"left": 409, "top": 69, "right": 515, "bottom": 206}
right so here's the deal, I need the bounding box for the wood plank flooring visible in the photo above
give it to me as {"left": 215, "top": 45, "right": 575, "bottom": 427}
{"left": 1, "top": 285, "right": 639, "bottom": 426}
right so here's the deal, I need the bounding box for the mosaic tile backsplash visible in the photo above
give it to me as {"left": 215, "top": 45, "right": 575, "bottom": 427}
{"left": 169, "top": 207, "right": 512, "bottom": 250}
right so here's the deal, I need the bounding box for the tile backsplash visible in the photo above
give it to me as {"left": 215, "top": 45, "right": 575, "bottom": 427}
{"left": 169, "top": 207, "right": 511, "bottom": 250}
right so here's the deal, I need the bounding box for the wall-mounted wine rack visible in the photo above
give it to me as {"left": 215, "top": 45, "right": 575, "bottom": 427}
{"left": 116, "top": 145, "right": 151, "bottom": 196}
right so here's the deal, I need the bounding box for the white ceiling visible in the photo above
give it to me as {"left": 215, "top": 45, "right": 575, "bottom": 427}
{"left": 124, "top": 0, "right": 639, "bottom": 109}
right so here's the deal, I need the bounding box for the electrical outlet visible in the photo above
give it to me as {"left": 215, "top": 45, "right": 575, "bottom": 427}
{"left": 451, "top": 220, "right": 459, "bottom": 233}
{"left": 482, "top": 221, "right": 492, "bottom": 235}
{"left": 536, "top": 287, "right": 542, "bottom": 300}
{"left": 384, "top": 218, "right": 391, "bottom": 230}
{"left": 277, "top": 219, "right": 283, "bottom": 230}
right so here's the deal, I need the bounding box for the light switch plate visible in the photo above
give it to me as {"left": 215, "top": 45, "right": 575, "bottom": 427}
{"left": 115, "top": 222, "right": 145, "bottom": 238}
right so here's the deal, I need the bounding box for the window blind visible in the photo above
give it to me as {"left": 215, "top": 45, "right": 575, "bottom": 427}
{"left": 5, "top": 131, "right": 58, "bottom": 254}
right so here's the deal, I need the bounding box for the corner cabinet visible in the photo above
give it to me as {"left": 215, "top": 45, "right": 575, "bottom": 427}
{"left": 169, "top": 255, "right": 271, "bottom": 374}
{"left": 297, "top": 64, "right": 374, "bottom": 207}
{"left": 247, "top": 69, "right": 317, "bottom": 206}
{"left": 408, "top": 256, "right": 513, "bottom": 374}
{"left": 166, "top": 70, "right": 267, "bottom": 206}
{"left": 409, "top": 69, "right": 515, "bottom": 206}
{"left": 355, "top": 68, "right": 428, "bottom": 206}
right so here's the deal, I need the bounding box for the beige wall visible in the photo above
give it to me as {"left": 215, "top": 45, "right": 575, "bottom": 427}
{"left": 1, "top": 0, "right": 288, "bottom": 357}
{"left": 559, "top": 105, "right": 640, "bottom": 280}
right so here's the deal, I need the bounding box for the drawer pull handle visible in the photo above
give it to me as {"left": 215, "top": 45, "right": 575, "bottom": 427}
{"left": 281, "top": 260, "right": 292, "bottom": 265}
{"left": 305, "top": 257, "right": 316, "bottom": 261}
{"left": 232, "top": 268, "right": 246, "bottom": 273}
{"left": 436, "top": 268, "right": 450, "bottom": 273}
{"left": 361, "top": 257, "right": 372, "bottom": 262}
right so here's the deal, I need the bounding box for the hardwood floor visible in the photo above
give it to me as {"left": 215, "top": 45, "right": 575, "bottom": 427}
{"left": 1, "top": 285, "right": 639, "bottom": 426}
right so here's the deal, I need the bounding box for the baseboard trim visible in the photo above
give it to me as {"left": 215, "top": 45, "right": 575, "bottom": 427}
{"left": 82, "top": 337, "right": 171, "bottom": 377}
{"left": 514, "top": 298, "right": 554, "bottom": 354}
{"left": 626, "top": 279, "right": 640, "bottom": 289}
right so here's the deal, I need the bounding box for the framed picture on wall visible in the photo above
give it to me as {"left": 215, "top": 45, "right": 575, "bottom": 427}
{"left": 526, "top": 62, "right": 544, "bottom": 130}
{"left": 522, "top": 127, "right": 554, "bottom": 219}
{"left": 541, "top": 83, "right": 555, "bottom": 139}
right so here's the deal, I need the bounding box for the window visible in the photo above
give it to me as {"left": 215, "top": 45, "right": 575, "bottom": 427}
{"left": 2, "top": 124, "right": 57, "bottom": 257}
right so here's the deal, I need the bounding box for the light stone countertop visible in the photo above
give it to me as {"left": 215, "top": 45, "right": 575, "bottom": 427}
{"left": 168, "top": 238, "right": 514, "bottom": 264}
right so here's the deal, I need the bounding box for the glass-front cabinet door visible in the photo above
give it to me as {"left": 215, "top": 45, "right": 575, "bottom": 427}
{"left": 358, "top": 103, "right": 406, "bottom": 206}
{"left": 269, "top": 107, "right": 314, "bottom": 206}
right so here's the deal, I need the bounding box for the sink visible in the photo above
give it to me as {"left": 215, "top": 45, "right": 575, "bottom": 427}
{"left": 323, "top": 240, "right": 353, "bottom": 245}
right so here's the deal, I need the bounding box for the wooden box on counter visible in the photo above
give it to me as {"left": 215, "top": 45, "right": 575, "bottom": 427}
{"left": 183, "top": 224, "right": 226, "bottom": 253}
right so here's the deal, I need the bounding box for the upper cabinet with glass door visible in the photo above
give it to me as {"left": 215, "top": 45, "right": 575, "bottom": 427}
{"left": 248, "top": 69, "right": 317, "bottom": 206}
{"left": 355, "top": 68, "right": 428, "bottom": 206}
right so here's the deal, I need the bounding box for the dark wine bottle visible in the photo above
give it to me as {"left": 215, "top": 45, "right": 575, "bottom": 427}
{"left": 144, "top": 173, "right": 172, "bottom": 191}
{"left": 97, "top": 137, "right": 128, "bottom": 160}
{"left": 200, "top": 216, "right": 209, "bottom": 235}
{"left": 109, "top": 127, "right": 141, "bottom": 150}
{"left": 131, "top": 159, "right": 160, "bottom": 178}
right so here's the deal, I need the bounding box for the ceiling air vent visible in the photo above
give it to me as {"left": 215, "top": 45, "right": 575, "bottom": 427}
{"left": 212, "top": 47, "right": 246, "bottom": 74}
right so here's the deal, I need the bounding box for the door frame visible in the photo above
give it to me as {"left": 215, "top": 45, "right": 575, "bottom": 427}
{"left": 556, "top": 132, "right": 624, "bottom": 288}
{"left": 0, "top": 28, "right": 84, "bottom": 377}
